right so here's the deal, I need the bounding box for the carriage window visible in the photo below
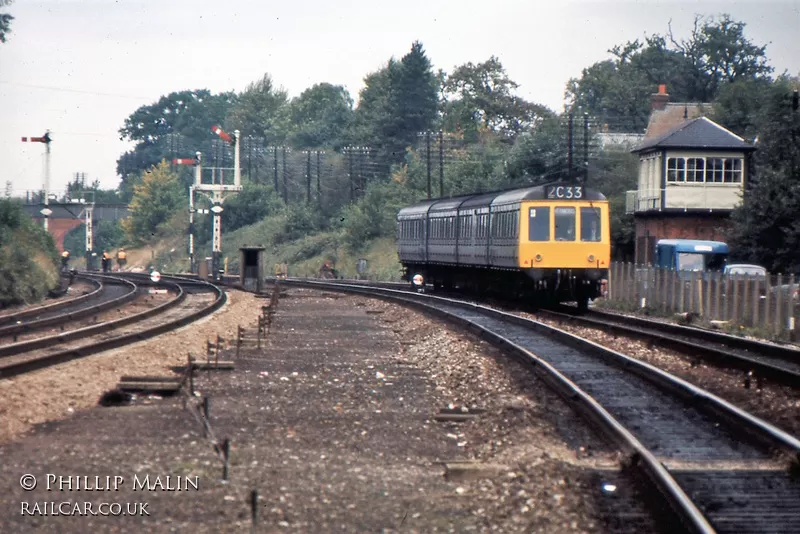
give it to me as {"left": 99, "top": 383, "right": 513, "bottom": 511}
{"left": 554, "top": 207, "right": 576, "bottom": 241}
{"left": 528, "top": 207, "right": 550, "bottom": 241}
{"left": 580, "top": 208, "right": 601, "bottom": 242}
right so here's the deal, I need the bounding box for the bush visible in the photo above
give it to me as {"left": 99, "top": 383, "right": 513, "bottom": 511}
{"left": 0, "top": 200, "right": 60, "bottom": 307}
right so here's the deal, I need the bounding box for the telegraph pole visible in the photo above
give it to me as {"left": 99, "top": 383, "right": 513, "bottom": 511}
{"left": 583, "top": 113, "right": 589, "bottom": 185}
{"left": 346, "top": 147, "right": 354, "bottom": 201}
{"left": 282, "top": 146, "right": 288, "bottom": 204}
{"left": 305, "top": 150, "right": 312, "bottom": 203}
{"left": 426, "top": 132, "right": 432, "bottom": 199}
{"left": 273, "top": 146, "right": 279, "bottom": 192}
{"left": 316, "top": 151, "right": 322, "bottom": 205}
{"left": 567, "top": 114, "right": 574, "bottom": 181}
{"left": 438, "top": 130, "right": 444, "bottom": 198}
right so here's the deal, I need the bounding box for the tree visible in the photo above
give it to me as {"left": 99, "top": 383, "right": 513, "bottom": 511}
{"left": 726, "top": 78, "right": 800, "bottom": 270}
{"left": 669, "top": 14, "right": 773, "bottom": 102}
{"left": 117, "top": 90, "right": 236, "bottom": 192}
{"left": 566, "top": 14, "right": 772, "bottom": 130}
{"left": 386, "top": 41, "right": 439, "bottom": 156}
{"left": 349, "top": 42, "right": 439, "bottom": 164}
{"left": 121, "top": 161, "right": 184, "bottom": 244}
{"left": 348, "top": 61, "right": 397, "bottom": 148}
{"left": 226, "top": 74, "right": 291, "bottom": 143}
{"left": 443, "top": 56, "right": 551, "bottom": 140}
{"left": 0, "top": 0, "right": 13, "bottom": 44}
{"left": 289, "top": 83, "right": 353, "bottom": 149}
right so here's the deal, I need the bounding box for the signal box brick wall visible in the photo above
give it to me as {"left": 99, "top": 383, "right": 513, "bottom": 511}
{"left": 634, "top": 214, "right": 732, "bottom": 264}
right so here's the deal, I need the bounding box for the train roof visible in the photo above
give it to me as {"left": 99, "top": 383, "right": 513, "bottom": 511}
{"left": 656, "top": 239, "right": 729, "bottom": 253}
{"left": 397, "top": 183, "right": 607, "bottom": 218}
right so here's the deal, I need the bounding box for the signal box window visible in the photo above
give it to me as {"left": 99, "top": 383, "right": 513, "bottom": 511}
{"left": 554, "top": 207, "right": 576, "bottom": 241}
{"left": 580, "top": 207, "right": 601, "bottom": 242}
{"left": 528, "top": 207, "right": 549, "bottom": 241}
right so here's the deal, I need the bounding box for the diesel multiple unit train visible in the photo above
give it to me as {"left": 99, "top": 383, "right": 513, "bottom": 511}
{"left": 396, "top": 183, "right": 610, "bottom": 309}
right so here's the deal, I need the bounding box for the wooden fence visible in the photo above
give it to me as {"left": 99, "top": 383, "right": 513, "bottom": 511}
{"left": 605, "top": 263, "right": 799, "bottom": 340}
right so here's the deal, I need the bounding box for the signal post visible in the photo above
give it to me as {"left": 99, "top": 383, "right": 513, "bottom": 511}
{"left": 176, "top": 126, "right": 242, "bottom": 277}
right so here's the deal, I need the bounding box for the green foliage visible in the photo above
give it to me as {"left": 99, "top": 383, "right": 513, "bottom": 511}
{"left": 226, "top": 74, "right": 290, "bottom": 143}
{"left": 349, "top": 42, "right": 439, "bottom": 163}
{"left": 728, "top": 168, "right": 800, "bottom": 272}
{"left": 220, "top": 183, "right": 283, "bottom": 233}
{"left": 63, "top": 220, "right": 125, "bottom": 258}
{"left": 289, "top": 83, "right": 354, "bottom": 149}
{"left": 0, "top": 199, "right": 60, "bottom": 307}
{"left": 274, "top": 203, "right": 326, "bottom": 244}
{"left": 122, "top": 161, "right": 184, "bottom": 245}
{"left": 726, "top": 78, "right": 800, "bottom": 271}
{"left": 505, "top": 116, "right": 570, "bottom": 182}
{"left": 0, "top": 10, "right": 12, "bottom": 44}
{"left": 116, "top": 89, "right": 237, "bottom": 188}
{"left": 442, "top": 56, "right": 552, "bottom": 140}
{"left": 566, "top": 14, "right": 772, "bottom": 129}
{"left": 339, "top": 181, "right": 417, "bottom": 250}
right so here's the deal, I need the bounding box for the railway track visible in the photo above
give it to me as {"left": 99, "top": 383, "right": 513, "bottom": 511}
{"left": 0, "top": 273, "right": 227, "bottom": 380}
{"left": 0, "top": 276, "right": 103, "bottom": 327}
{"left": 301, "top": 278, "right": 800, "bottom": 389}
{"left": 540, "top": 306, "right": 800, "bottom": 388}
{"left": 280, "top": 278, "right": 800, "bottom": 534}
{"left": 0, "top": 274, "right": 139, "bottom": 342}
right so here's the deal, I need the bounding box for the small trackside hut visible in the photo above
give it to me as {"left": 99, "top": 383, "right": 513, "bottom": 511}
{"left": 396, "top": 183, "right": 611, "bottom": 309}
{"left": 240, "top": 246, "right": 265, "bottom": 292}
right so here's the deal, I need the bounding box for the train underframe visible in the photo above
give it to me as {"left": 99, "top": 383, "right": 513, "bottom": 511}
{"left": 402, "top": 262, "right": 607, "bottom": 310}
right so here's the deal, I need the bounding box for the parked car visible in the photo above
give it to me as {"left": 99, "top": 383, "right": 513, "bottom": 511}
{"left": 723, "top": 264, "right": 767, "bottom": 277}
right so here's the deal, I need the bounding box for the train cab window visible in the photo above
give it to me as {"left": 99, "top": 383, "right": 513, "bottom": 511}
{"left": 554, "top": 207, "right": 576, "bottom": 241}
{"left": 580, "top": 207, "right": 602, "bottom": 242}
{"left": 528, "top": 207, "right": 550, "bottom": 241}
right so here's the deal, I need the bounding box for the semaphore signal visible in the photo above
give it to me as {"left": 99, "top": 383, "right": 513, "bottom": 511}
{"left": 211, "top": 125, "right": 233, "bottom": 144}
{"left": 21, "top": 130, "right": 53, "bottom": 231}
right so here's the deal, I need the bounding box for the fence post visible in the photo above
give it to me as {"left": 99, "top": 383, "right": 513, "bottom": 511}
{"left": 753, "top": 274, "right": 761, "bottom": 328}
{"left": 732, "top": 274, "right": 741, "bottom": 325}
{"left": 669, "top": 269, "right": 676, "bottom": 313}
{"left": 688, "top": 271, "right": 696, "bottom": 315}
{"left": 764, "top": 272, "right": 773, "bottom": 331}
{"left": 775, "top": 274, "right": 784, "bottom": 338}
{"left": 222, "top": 438, "right": 231, "bottom": 481}
{"left": 187, "top": 353, "right": 195, "bottom": 397}
{"left": 723, "top": 275, "right": 731, "bottom": 321}
{"left": 787, "top": 274, "right": 796, "bottom": 340}
{"left": 251, "top": 489, "right": 259, "bottom": 531}
{"left": 236, "top": 326, "right": 242, "bottom": 359}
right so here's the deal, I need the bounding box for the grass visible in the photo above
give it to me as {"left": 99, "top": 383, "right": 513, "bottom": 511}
{"left": 139, "top": 214, "right": 405, "bottom": 282}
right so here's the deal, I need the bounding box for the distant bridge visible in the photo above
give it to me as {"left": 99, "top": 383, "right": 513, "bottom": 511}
{"left": 22, "top": 203, "right": 130, "bottom": 252}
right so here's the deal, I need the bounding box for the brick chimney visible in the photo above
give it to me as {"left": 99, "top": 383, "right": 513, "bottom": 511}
{"left": 651, "top": 84, "right": 669, "bottom": 111}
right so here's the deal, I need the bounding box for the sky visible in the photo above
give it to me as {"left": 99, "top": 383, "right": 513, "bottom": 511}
{"left": 1, "top": 0, "right": 799, "bottom": 198}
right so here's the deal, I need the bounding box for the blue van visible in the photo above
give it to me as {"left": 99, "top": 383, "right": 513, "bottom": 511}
{"left": 654, "top": 239, "right": 729, "bottom": 272}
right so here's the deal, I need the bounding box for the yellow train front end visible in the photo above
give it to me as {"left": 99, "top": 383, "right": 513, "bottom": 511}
{"left": 517, "top": 190, "right": 610, "bottom": 308}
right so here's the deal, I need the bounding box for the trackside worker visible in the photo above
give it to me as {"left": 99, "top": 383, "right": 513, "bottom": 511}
{"left": 116, "top": 248, "right": 127, "bottom": 271}
{"left": 102, "top": 251, "right": 111, "bottom": 273}
{"left": 61, "top": 250, "right": 70, "bottom": 271}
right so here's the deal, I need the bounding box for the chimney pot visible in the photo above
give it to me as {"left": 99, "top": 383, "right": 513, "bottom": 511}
{"left": 651, "top": 84, "right": 670, "bottom": 111}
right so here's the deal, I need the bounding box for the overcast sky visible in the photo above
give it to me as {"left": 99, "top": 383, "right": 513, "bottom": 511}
{"left": 1, "top": 0, "right": 798, "bottom": 198}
